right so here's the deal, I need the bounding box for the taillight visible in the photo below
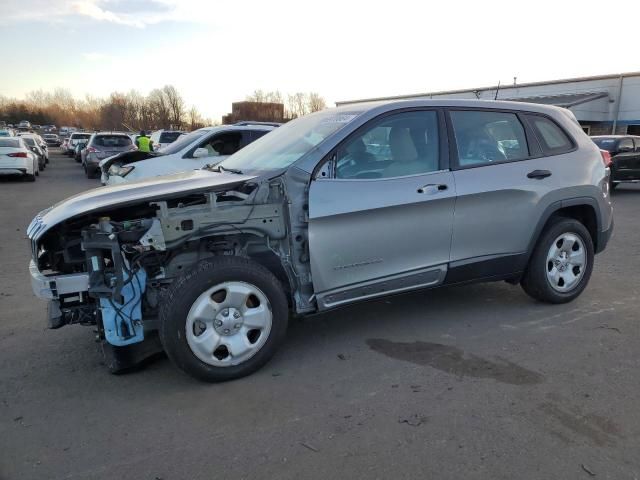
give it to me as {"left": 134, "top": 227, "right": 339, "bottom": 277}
{"left": 87, "top": 146, "right": 100, "bottom": 153}
{"left": 8, "top": 152, "right": 27, "bottom": 158}
{"left": 600, "top": 150, "right": 612, "bottom": 168}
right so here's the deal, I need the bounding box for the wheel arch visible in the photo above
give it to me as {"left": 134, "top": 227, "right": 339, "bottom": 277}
{"left": 526, "top": 198, "right": 601, "bottom": 265}
{"left": 192, "top": 233, "right": 295, "bottom": 307}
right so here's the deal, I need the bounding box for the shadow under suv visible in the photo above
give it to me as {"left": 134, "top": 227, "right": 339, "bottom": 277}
{"left": 27, "top": 99, "right": 613, "bottom": 382}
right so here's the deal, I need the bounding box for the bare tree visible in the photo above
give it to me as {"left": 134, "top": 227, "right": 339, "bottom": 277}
{"left": 307, "top": 92, "right": 326, "bottom": 112}
{"left": 147, "top": 88, "right": 170, "bottom": 129}
{"left": 246, "top": 90, "right": 284, "bottom": 104}
{"left": 163, "top": 85, "right": 185, "bottom": 128}
{"left": 286, "top": 92, "right": 307, "bottom": 119}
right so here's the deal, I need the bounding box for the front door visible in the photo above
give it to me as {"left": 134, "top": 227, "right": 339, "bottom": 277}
{"left": 308, "top": 110, "right": 455, "bottom": 310}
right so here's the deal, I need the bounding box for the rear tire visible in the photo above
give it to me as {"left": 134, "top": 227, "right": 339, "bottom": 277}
{"left": 521, "top": 217, "right": 594, "bottom": 304}
{"left": 86, "top": 166, "right": 98, "bottom": 179}
{"left": 159, "top": 257, "right": 288, "bottom": 382}
{"left": 25, "top": 174, "right": 36, "bottom": 182}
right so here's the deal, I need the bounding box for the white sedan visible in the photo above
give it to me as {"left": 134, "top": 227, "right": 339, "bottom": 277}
{"left": 101, "top": 124, "right": 277, "bottom": 185}
{"left": 0, "top": 137, "right": 38, "bottom": 181}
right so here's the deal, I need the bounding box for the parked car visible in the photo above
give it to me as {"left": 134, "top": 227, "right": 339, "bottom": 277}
{"left": 0, "top": 129, "right": 14, "bottom": 137}
{"left": 43, "top": 133, "right": 61, "bottom": 147}
{"left": 149, "top": 130, "right": 185, "bottom": 151}
{"left": 19, "top": 135, "right": 46, "bottom": 170}
{"left": 101, "top": 124, "right": 276, "bottom": 185}
{"left": 65, "top": 132, "right": 92, "bottom": 156}
{"left": 81, "top": 132, "right": 136, "bottom": 178}
{"left": 591, "top": 135, "right": 640, "bottom": 189}
{"left": 19, "top": 133, "right": 49, "bottom": 164}
{"left": 73, "top": 139, "right": 89, "bottom": 162}
{"left": 0, "top": 137, "right": 38, "bottom": 181}
{"left": 18, "top": 120, "right": 31, "bottom": 129}
{"left": 27, "top": 100, "right": 613, "bottom": 382}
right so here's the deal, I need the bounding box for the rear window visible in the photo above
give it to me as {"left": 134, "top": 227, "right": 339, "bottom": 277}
{"left": 22, "top": 137, "right": 36, "bottom": 146}
{"left": 0, "top": 138, "right": 20, "bottom": 148}
{"left": 159, "top": 132, "right": 183, "bottom": 143}
{"left": 591, "top": 138, "right": 617, "bottom": 151}
{"left": 93, "top": 135, "right": 133, "bottom": 147}
{"left": 526, "top": 115, "right": 574, "bottom": 154}
{"left": 71, "top": 133, "right": 92, "bottom": 140}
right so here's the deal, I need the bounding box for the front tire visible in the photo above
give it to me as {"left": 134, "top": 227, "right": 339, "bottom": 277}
{"left": 521, "top": 217, "right": 594, "bottom": 304}
{"left": 159, "top": 257, "right": 288, "bottom": 382}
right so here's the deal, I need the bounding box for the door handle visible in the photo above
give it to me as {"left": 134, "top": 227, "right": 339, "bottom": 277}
{"left": 527, "top": 169, "right": 552, "bottom": 179}
{"left": 417, "top": 184, "right": 448, "bottom": 194}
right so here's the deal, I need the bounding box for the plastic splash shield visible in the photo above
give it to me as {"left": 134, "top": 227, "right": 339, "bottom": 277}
{"left": 99, "top": 268, "right": 147, "bottom": 346}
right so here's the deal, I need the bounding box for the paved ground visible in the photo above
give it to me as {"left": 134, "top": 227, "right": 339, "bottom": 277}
{"left": 1, "top": 150, "right": 639, "bottom": 480}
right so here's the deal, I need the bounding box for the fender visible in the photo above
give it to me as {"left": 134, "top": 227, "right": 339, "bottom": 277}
{"left": 525, "top": 196, "right": 602, "bottom": 264}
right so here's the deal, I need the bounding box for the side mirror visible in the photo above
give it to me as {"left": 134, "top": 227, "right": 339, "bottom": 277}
{"left": 192, "top": 147, "right": 210, "bottom": 158}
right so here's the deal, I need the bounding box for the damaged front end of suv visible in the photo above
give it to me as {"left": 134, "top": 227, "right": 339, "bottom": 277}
{"left": 27, "top": 168, "right": 314, "bottom": 375}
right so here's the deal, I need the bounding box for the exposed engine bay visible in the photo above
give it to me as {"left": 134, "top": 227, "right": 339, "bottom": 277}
{"left": 30, "top": 173, "right": 314, "bottom": 356}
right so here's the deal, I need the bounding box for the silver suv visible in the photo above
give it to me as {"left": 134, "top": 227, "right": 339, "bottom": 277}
{"left": 27, "top": 100, "right": 613, "bottom": 382}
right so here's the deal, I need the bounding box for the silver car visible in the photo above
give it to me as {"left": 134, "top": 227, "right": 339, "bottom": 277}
{"left": 27, "top": 99, "right": 613, "bottom": 382}
{"left": 81, "top": 132, "right": 136, "bottom": 178}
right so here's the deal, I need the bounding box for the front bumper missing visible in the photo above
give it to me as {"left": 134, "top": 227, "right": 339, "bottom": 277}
{"left": 29, "top": 260, "right": 89, "bottom": 299}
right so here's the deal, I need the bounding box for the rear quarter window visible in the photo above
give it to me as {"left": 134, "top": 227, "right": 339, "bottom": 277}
{"left": 525, "top": 115, "right": 574, "bottom": 155}
{"left": 159, "top": 132, "right": 183, "bottom": 143}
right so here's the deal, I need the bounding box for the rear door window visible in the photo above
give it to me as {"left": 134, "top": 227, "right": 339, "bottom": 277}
{"left": 450, "top": 110, "right": 529, "bottom": 167}
{"left": 525, "top": 115, "right": 574, "bottom": 155}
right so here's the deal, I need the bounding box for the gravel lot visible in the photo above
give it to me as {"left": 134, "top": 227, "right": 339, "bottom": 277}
{"left": 1, "top": 149, "right": 639, "bottom": 480}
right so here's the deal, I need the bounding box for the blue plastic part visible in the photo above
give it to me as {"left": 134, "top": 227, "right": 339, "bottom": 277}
{"left": 99, "top": 268, "right": 146, "bottom": 346}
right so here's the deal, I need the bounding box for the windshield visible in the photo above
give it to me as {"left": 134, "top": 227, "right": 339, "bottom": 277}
{"left": 591, "top": 138, "right": 617, "bottom": 152}
{"left": 218, "top": 109, "right": 363, "bottom": 173}
{"left": 22, "top": 137, "right": 36, "bottom": 146}
{"left": 160, "top": 129, "right": 208, "bottom": 154}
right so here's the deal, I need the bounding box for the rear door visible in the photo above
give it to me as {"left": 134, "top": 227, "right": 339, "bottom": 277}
{"left": 612, "top": 137, "right": 640, "bottom": 181}
{"left": 447, "top": 109, "right": 576, "bottom": 280}
{"left": 308, "top": 109, "right": 455, "bottom": 309}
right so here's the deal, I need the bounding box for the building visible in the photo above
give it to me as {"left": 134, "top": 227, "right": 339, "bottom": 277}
{"left": 336, "top": 72, "right": 640, "bottom": 136}
{"left": 222, "top": 101, "right": 285, "bottom": 125}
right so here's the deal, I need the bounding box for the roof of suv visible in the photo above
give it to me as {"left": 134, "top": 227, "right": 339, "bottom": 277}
{"left": 206, "top": 124, "right": 277, "bottom": 133}
{"left": 591, "top": 135, "right": 640, "bottom": 139}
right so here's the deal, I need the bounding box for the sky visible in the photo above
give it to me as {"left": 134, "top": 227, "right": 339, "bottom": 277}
{"left": 1, "top": 0, "right": 639, "bottom": 121}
